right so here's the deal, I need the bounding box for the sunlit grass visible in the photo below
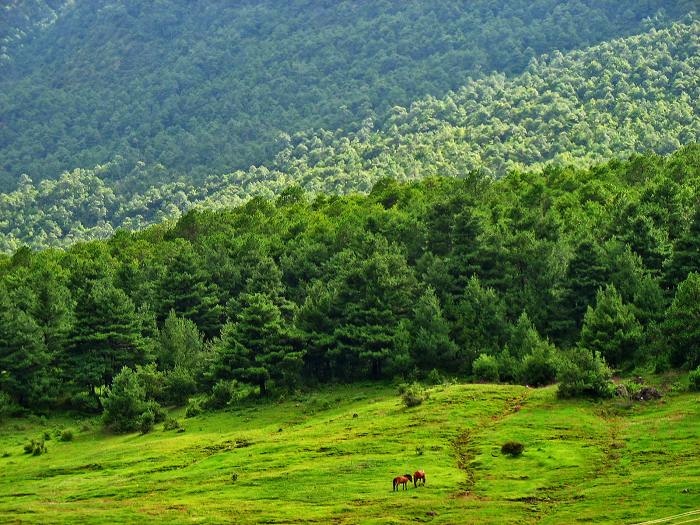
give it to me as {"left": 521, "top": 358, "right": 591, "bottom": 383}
{"left": 1, "top": 382, "right": 697, "bottom": 524}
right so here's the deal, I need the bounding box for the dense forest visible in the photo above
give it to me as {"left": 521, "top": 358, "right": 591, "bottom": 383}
{"left": 1, "top": 17, "right": 699, "bottom": 252}
{"left": 0, "top": 0, "right": 696, "bottom": 192}
{"left": 1, "top": 146, "right": 699, "bottom": 427}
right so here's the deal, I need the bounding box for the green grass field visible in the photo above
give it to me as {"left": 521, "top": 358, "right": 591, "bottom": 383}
{"left": 1, "top": 381, "right": 698, "bottom": 524}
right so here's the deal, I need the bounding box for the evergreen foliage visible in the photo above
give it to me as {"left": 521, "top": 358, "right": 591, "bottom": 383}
{"left": 0, "top": 147, "right": 698, "bottom": 411}
{"left": 0, "top": 18, "right": 698, "bottom": 251}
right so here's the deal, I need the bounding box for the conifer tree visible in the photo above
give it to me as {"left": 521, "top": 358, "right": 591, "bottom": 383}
{"left": 664, "top": 206, "right": 700, "bottom": 288}
{"left": 66, "top": 280, "right": 147, "bottom": 401}
{"left": 410, "top": 287, "right": 458, "bottom": 371}
{"left": 213, "top": 293, "right": 302, "bottom": 395}
{"left": 0, "top": 287, "right": 49, "bottom": 406}
{"left": 579, "top": 284, "right": 642, "bottom": 368}
{"left": 662, "top": 272, "right": 700, "bottom": 369}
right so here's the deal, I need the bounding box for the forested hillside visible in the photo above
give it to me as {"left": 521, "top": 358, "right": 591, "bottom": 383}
{"left": 0, "top": 0, "right": 72, "bottom": 66}
{"left": 1, "top": 18, "right": 699, "bottom": 252}
{"left": 0, "top": 0, "right": 694, "bottom": 191}
{"left": 1, "top": 146, "right": 699, "bottom": 418}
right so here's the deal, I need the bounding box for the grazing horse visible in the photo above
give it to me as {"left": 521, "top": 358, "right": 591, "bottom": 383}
{"left": 414, "top": 470, "right": 426, "bottom": 487}
{"left": 393, "top": 473, "right": 413, "bottom": 491}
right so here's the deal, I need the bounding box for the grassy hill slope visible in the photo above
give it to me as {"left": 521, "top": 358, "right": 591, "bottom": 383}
{"left": 1, "top": 381, "right": 697, "bottom": 524}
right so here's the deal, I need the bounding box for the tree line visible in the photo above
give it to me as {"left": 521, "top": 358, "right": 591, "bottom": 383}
{"left": 1, "top": 146, "right": 699, "bottom": 427}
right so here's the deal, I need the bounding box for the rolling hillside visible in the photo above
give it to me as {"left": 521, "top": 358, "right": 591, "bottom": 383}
{"left": 1, "top": 0, "right": 694, "bottom": 191}
{"left": 0, "top": 382, "right": 697, "bottom": 524}
{"left": 1, "top": 18, "right": 699, "bottom": 251}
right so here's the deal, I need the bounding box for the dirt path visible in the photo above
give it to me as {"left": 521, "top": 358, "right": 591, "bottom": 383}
{"left": 452, "top": 389, "right": 530, "bottom": 495}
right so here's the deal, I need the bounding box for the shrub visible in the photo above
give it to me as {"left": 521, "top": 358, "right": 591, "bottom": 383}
{"left": 185, "top": 397, "right": 203, "bottom": 418}
{"left": 101, "top": 367, "right": 148, "bottom": 433}
{"left": 0, "top": 391, "right": 17, "bottom": 422}
{"left": 59, "top": 429, "right": 74, "bottom": 442}
{"left": 501, "top": 441, "right": 524, "bottom": 456}
{"left": 557, "top": 348, "right": 614, "bottom": 399}
{"left": 689, "top": 366, "right": 700, "bottom": 392}
{"left": 138, "top": 410, "right": 155, "bottom": 434}
{"left": 162, "top": 417, "right": 182, "bottom": 431}
{"left": 134, "top": 364, "right": 167, "bottom": 403}
{"left": 497, "top": 348, "right": 521, "bottom": 383}
{"left": 70, "top": 391, "right": 100, "bottom": 413}
{"left": 101, "top": 367, "right": 166, "bottom": 433}
{"left": 472, "top": 353, "right": 499, "bottom": 382}
{"left": 144, "top": 400, "right": 166, "bottom": 423}
{"left": 207, "top": 379, "right": 237, "bottom": 409}
{"left": 520, "top": 344, "right": 558, "bottom": 387}
{"left": 23, "top": 438, "right": 47, "bottom": 456}
{"left": 43, "top": 430, "right": 51, "bottom": 441}
{"left": 164, "top": 366, "right": 198, "bottom": 406}
{"left": 401, "top": 383, "right": 427, "bottom": 408}
{"left": 426, "top": 368, "right": 443, "bottom": 386}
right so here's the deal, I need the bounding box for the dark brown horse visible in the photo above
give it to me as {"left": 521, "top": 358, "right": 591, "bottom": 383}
{"left": 413, "top": 470, "right": 426, "bottom": 487}
{"left": 393, "top": 473, "right": 413, "bottom": 491}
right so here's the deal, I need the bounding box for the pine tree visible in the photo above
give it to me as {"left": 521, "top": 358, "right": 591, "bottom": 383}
{"left": 0, "top": 287, "right": 50, "bottom": 407}
{"left": 157, "top": 310, "right": 204, "bottom": 371}
{"left": 66, "top": 280, "right": 147, "bottom": 401}
{"left": 155, "top": 240, "right": 224, "bottom": 339}
{"left": 453, "top": 276, "right": 509, "bottom": 369}
{"left": 212, "top": 293, "right": 302, "bottom": 395}
{"left": 662, "top": 272, "right": 700, "bottom": 369}
{"left": 664, "top": 206, "right": 700, "bottom": 288}
{"left": 550, "top": 239, "right": 609, "bottom": 345}
{"left": 332, "top": 241, "right": 418, "bottom": 379}
{"left": 579, "top": 284, "right": 642, "bottom": 368}
{"left": 410, "top": 287, "right": 458, "bottom": 371}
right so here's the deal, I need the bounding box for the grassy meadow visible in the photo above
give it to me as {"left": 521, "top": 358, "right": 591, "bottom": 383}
{"left": 1, "top": 381, "right": 698, "bottom": 524}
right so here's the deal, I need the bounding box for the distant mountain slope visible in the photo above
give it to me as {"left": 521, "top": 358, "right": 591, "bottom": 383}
{"left": 0, "top": 0, "right": 694, "bottom": 190}
{"left": 0, "top": 0, "right": 72, "bottom": 65}
{"left": 1, "top": 18, "right": 697, "bottom": 252}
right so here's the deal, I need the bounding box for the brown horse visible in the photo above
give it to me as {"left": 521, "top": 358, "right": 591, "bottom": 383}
{"left": 393, "top": 473, "right": 413, "bottom": 491}
{"left": 413, "top": 470, "right": 426, "bottom": 487}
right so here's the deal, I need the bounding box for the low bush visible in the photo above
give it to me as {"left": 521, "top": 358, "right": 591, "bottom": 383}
{"left": 59, "top": 429, "right": 74, "bottom": 442}
{"left": 0, "top": 391, "right": 17, "bottom": 422}
{"left": 501, "top": 441, "right": 524, "bottom": 456}
{"left": 520, "top": 344, "right": 558, "bottom": 386}
{"left": 557, "top": 348, "right": 614, "bottom": 399}
{"left": 164, "top": 366, "right": 198, "bottom": 406}
{"left": 23, "top": 438, "right": 47, "bottom": 456}
{"left": 426, "top": 369, "right": 444, "bottom": 385}
{"left": 402, "top": 383, "right": 427, "bottom": 408}
{"left": 185, "top": 397, "right": 204, "bottom": 418}
{"left": 162, "top": 417, "right": 182, "bottom": 431}
{"left": 689, "top": 366, "right": 700, "bottom": 392}
{"left": 138, "top": 410, "right": 155, "bottom": 434}
{"left": 207, "top": 379, "right": 238, "bottom": 409}
{"left": 472, "top": 354, "right": 499, "bottom": 383}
